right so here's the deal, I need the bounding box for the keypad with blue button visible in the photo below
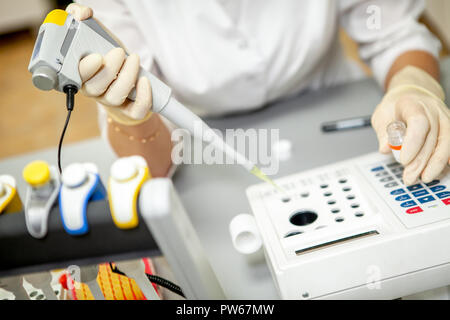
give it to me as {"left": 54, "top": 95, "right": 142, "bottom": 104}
{"left": 401, "top": 200, "right": 417, "bottom": 208}
{"left": 436, "top": 191, "right": 450, "bottom": 199}
{"left": 418, "top": 196, "right": 435, "bottom": 204}
{"left": 395, "top": 195, "right": 411, "bottom": 201}
{"left": 412, "top": 189, "right": 429, "bottom": 197}
{"left": 391, "top": 189, "right": 405, "bottom": 195}
{"left": 430, "top": 185, "right": 446, "bottom": 193}
{"left": 370, "top": 162, "right": 449, "bottom": 218}
{"left": 425, "top": 180, "right": 440, "bottom": 187}
{"left": 407, "top": 184, "right": 423, "bottom": 191}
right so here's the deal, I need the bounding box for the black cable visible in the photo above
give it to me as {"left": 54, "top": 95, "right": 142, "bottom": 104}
{"left": 109, "top": 262, "right": 185, "bottom": 298}
{"left": 146, "top": 274, "right": 185, "bottom": 298}
{"left": 58, "top": 85, "right": 78, "bottom": 174}
{"left": 57, "top": 110, "right": 72, "bottom": 174}
{"left": 109, "top": 262, "right": 126, "bottom": 276}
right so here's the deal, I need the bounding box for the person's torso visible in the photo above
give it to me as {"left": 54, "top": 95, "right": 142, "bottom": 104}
{"left": 121, "top": 0, "right": 358, "bottom": 116}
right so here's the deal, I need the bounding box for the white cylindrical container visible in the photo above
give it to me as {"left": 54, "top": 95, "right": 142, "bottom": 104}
{"left": 229, "top": 214, "right": 262, "bottom": 255}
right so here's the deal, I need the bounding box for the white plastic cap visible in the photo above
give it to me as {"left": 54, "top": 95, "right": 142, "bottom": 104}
{"left": 62, "top": 163, "right": 88, "bottom": 188}
{"left": 272, "top": 139, "right": 292, "bottom": 162}
{"left": 0, "top": 175, "right": 17, "bottom": 188}
{"left": 229, "top": 214, "right": 262, "bottom": 255}
{"left": 110, "top": 158, "right": 138, "bottom": 182}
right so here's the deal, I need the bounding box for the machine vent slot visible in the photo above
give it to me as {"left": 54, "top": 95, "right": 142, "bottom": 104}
{"left": 295, "top": 230, "right": 379, "bottom": 255}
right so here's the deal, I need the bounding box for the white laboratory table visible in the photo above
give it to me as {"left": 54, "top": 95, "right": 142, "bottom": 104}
{"left": 0, "top": 58, "right": 449, "bottom": 299}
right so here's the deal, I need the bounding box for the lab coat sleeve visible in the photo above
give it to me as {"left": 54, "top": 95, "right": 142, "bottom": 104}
{"left": 75, "top": 0, "right": 154, "bottom": 71}
{"left": 339, "top": 0, "right": 442, "bottom": 87}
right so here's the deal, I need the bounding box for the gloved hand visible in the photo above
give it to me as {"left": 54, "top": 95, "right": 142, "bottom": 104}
{"left": 66, "top": 3, "right": 152, "bottom": 125}
{"left": 371, "top": 65, "right": 450, "bottom": 185}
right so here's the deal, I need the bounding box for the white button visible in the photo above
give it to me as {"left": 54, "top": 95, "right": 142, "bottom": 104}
{"left": 111, "top": 158, "right": 138, "bottom": 182}
{"left": 272, "top": 139, "right": 292, "bottom": 162}
{"left": 62, "top": 163, "right": 88, "bottom": 188}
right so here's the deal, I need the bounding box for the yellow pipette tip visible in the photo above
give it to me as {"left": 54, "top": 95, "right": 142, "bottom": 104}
{"left": 250, "top": 166, "right": 286, "bottom": 194}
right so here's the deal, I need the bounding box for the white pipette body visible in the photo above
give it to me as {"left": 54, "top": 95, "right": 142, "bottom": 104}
{"left": 158, "top": 97, "right": 256, "bottom": 172}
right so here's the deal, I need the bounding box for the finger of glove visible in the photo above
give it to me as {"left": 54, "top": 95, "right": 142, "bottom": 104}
{"left": 79, "top": 53, "right": 103, "bottom": 82}
{"left": 371, "top": 108, "right": 391, "bottom": 154}
{"left": 396, "top": 98, "right": 430, "bottom": 165}
{"left": 100, "top": 54, "right": 140, "bottom": 107}
{"left": 421, "top": 108, "right": 450, "bottom": 182}
{"left": 66, "top": 3, "right": 93, "bottom": 21}
{"left": 402, "top": 105, "right": 438, "bottom": 185}
{"left": 83, "top": 48, "right": 126, "bottom": 97}
{"left": 121, "top": 77, "right": 152, "bottom": 120}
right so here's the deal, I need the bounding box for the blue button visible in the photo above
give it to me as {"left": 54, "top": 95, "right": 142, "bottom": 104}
{"left": 430, "top": 185, "right": 446, "bottom": 193}
{"left": 436, "top": 191, "right": 450, "bottom": 199}
{"left": 371, "top": 166, "right": 384, "bottom": 172}
{"left": 425, "top": 180, "right": 440, "bottom": 187}
{"left": 407, "top": 184, "right": 423, "bottom": 191}
{"left": 412, "top": 189, "right": 429, "bottom": 197}
{"left": 401, "top": 200, "right": 417, "bottom": 208}
{"left": 390, "top": 188, "right": 406, "bottom": 195}
{"left": 395, "top": 195, "right": 411, "bottom": 201}
{"left": 418, "top": 196, "right": 435, "bottom": 204}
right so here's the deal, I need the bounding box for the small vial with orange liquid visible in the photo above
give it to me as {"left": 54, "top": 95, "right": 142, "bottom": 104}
{"left": 387, "top": 121, "right": 406, "bottom": 162}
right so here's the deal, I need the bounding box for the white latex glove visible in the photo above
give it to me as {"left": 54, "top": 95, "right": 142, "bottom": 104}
{"left": 372, "top": 66, "right": 450, "bottom": 185}
{"left": 66, "top": 3, "right": 152, "bottom": 124}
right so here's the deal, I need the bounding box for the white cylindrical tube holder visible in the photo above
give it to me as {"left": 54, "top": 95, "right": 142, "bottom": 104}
{"left": 229, "top": 214, "right": 262, "bottom": 255}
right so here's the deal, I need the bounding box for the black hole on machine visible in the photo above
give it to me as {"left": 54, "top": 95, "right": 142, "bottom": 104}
{"left": 301, "top": 192, "right": 309, "bottom": 198}
{"left": 285, "top": 231, "right": 303, "bottom": 238}
{"left": 290, "top": 210, "right": 318, "bottom": 226}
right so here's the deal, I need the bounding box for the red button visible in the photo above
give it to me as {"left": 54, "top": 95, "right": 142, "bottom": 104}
{"left": 406, "top": 206, "right": 423, "bottom": 214}
{"left": 442, "top": 198, "right": 450, "bottom": 206}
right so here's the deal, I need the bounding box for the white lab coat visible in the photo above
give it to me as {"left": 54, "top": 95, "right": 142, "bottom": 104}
{"left": 78, "top": 0, "right": 440, "bottom": 117}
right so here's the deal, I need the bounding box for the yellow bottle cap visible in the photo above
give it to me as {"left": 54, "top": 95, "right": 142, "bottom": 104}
{"left": 43, "top": 9, "right": 68, "bottom": 26}
{"left": 23, "top": 161, "right": 51, "bottom": 187}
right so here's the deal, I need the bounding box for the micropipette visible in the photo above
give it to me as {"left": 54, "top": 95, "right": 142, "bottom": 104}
{"left": 28, "top": 9, "right": 277, "bottom": 188}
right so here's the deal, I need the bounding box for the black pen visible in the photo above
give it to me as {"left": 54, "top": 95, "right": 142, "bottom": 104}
{"left": 321, "top": 115, "right": 372, "bottom": 132}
